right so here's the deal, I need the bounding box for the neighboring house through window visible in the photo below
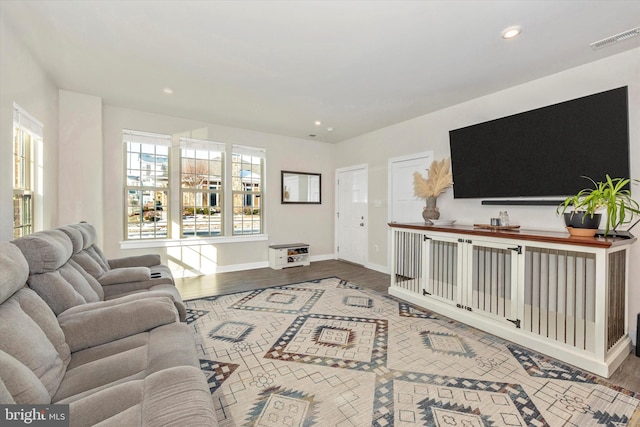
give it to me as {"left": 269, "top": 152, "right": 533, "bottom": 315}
{"left": 13, "top": 103, "right": 42, "bottom": 238}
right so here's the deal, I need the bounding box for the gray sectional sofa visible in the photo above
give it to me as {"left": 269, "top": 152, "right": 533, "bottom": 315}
{"left": 0, "top": 225, "right": 218, "bottom": 426}
{"left": 12, "top": 225, "right": 187, "bottom": 321}
{"left": 58, "top": 223, "right": 176, "bottom": 299}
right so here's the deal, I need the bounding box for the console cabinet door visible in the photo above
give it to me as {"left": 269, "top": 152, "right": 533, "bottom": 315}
{"left": 464, "top": 239, "right": 520, "bottom": 326}
{"left": 422, "top": 234, "right": 462, "bottom": 307}
{"left": 423, "top": 235, "right": 520, "bottom": 325}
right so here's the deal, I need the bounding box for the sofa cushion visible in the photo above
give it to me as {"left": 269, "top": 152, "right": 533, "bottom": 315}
{"left": 26, "top": 263, "right": 102, "bottom": 315}
{"left": 0, "top": 242, "right": 28, "bottom": 305}
{"left": 108, "top": 253, "right": 162, "bottom": 269}
{"left": 58, "top": 296, "right": 178, "bottom": 352}
{"left": 0, "top": 374, "right": 16, "bottom": 404}
{"left": 59, "top": 225, "right": 109, "bottom": 277}
{"left": 0, "top": 350, "right": 50, "bottom": 404}
{"left": 0, "top": 287, "right": 71, "bottom": 402}
{"left": 99, "top": 267, "right": 150, "bottom": 286}
{"left": 63, "top": 366, "right": 216, "bottom": 427}
{"left": 69, "top": 223, "right": 111, "bottom": 271}
{"left": 52, "top": 322, "right": 199, "bottom": 402}
{"left": 12, "top": 230, "right": 72, "bottom": 273}
{"left": 105, "top": 285, "right": 187, "bottom": 321}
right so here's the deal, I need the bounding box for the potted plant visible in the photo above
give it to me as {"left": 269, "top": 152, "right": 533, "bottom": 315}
{"left": 413, "top": 158, "right": 453, "bottom": 223}
{"left": 557, "top": 175, "right": 640, "bottom": 237}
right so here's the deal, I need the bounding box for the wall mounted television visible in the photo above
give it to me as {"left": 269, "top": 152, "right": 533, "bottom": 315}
{"left": 448, "top": 86, "right": 630, "bottom": 203}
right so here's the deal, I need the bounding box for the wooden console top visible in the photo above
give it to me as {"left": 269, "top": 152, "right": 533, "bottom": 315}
{"left": 388, "top": 222, "right": 636, "bottom": 249}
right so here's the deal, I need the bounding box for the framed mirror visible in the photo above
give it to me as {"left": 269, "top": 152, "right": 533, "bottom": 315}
{"left": 281, "top": 171, "right": 321, "bottom": 204}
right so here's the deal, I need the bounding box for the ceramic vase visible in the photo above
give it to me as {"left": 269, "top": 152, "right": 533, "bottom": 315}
{"left": 422, "top": 196, "right": 440, "bottom": 223}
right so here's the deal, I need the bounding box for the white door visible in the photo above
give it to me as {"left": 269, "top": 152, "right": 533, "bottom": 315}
{"left": 388, "top": 152, "right": 433, "bottom": 223}
{"left": 336, "top": 165, "right": 368, "bottom": 265}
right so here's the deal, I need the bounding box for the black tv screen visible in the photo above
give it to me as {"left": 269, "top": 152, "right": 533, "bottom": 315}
{"left": 449, "top": 86, "right": 630, "bottom": 199}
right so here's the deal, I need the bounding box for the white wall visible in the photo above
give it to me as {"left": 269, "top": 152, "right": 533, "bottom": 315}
{"left": 0, "top": 17, "right": 59, "bottom": 241}
{"left": 101, "top": 105, "right": 335, "bottom": 276}
{"left": 58, "top": 90, "right": 103, "bottom": 232}
{"left": 336, "top": 48, "right": 640, "bottom": 343}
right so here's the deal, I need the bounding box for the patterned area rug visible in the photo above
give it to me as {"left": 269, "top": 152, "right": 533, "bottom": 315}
{"left": 185, "top": 277, "right": 639, "bottom": 426}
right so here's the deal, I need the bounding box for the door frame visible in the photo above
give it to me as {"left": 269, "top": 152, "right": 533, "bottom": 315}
{"left": 387, "top": 151, "right": 433, "bottom": 223}
{"left": 387, "top": 151, "right": 433, "bottom": 267}
{"left": 334, "top": 164, "right": 368, "bottom": 264}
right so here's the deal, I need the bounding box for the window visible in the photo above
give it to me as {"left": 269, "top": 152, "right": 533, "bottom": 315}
{"left": 232, "top": 145, "right": 265, "bottom": 235}
{"left": 180, "top": 138, "right": 225, "bottom": 238}
{"left": 122, "top": 131, "right": 267, "bottom": 242}
{"left": 13, "top": 104, "right": 42, "bottom": 238}
{"left": 123, "top": 130, "right": 171, "bottom": 240}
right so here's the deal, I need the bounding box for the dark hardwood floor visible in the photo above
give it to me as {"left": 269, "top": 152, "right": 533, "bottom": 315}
{"left": 175, "top": 259, "right": 390, "bottom": 299}
{"left": 175, "top": 259, "right": 640, "bottom": 394}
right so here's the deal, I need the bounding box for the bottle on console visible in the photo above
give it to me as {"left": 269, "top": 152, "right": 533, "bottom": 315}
{"left": 499, "top": 211, "right": 509, "bottom": 227}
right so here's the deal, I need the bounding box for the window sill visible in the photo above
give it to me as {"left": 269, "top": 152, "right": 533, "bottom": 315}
{"left": 119, "top": 234, "right": 269, "bottom": 250}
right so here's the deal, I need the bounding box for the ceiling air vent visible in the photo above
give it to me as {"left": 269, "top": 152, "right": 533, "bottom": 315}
{"left": 590, "top": 27, "right": 640, "bottom": 49}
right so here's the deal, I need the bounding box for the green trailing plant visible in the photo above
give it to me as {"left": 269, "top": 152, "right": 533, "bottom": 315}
{"left": 557, "top": 175, "right": 640, "bottom": 235}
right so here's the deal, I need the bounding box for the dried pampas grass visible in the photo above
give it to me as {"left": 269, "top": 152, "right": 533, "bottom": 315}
{"left": 413, "top": 158, "right": 453, "bottom": 199}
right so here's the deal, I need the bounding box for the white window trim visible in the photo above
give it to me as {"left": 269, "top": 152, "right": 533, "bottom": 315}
{"left": 179, "top": 136, "right": 226, "bottom": 239}
{"left": 13, "top": 103, "right": 43, "bottom": 235}
{"left": 123, "top": 129, "right": 172, "bottom": 146}
{"left": 14, "top": 103, "right": 43, "bottom": 137}
{"left": 180, "top": 136, "right": 226, "bottom": 152}
{"left": 123, "top": 129, "right": 172, "bottom": 240}
{"left": 119, "top": 233, "right": 268, "bottom": 249}
{"left": 230, "top": 144, "right": 266, "bottom": 236}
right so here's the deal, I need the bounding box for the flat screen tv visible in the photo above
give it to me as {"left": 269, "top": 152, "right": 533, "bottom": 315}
{"left": 449, "top": 86, "right": 630, "bottom": 201}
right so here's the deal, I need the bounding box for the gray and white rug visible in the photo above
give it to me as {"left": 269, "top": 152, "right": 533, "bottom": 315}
{"left": 185, "top": 277, "right": 639, "bottom": 426}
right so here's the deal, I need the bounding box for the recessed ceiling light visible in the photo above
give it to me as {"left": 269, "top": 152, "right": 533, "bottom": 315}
{"left": 501, "top": 26, "right": 522, "bottom": 40}
{"left": 314, "top": 120, "right": 322, "bottom": 126}
{"left": 327, "top": 127, "right": 334, "bottom": 132}
{"left": 163, "top": 87, "right": 173, "bottom": 94}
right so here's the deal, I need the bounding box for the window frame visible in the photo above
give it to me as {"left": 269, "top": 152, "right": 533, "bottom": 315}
{"left": 120, "top": 133, "right": 268, "bottom": 247}
{"left": 13, "top": 103, "right": 42, "bottom": 239}
{"left": 123, "top": 130, "right": 172, "bottom": 241}
{"left": 231, "top": 144, "right": 266, "bottom": 236}
{"left": 179, "top": 137, "right": 226, "bottom": 238}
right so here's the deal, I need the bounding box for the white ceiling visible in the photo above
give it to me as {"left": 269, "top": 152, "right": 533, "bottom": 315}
{"left": 2, "top": 1, "right": 639, "bottom": 143}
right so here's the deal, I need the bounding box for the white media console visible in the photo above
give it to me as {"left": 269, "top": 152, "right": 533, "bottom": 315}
{"left": 388, "top": 222, "right": 636, "bottom": 378}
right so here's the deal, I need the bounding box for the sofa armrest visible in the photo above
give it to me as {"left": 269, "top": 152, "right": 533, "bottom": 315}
{"left": 98, "top": 266, "right": 150, "bottom": 286}
{"left": 59, "top": 291, "right": 177, "bottom": 316}
{"left": 108, "top": 254, "right": 162, "bottom": 269}
{"left": 58, "top": 297, "right": 179, "bottom": 352}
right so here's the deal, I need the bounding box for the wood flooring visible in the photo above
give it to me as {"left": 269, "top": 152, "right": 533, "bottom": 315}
{"left": 175, "top": 259, "right": 640, "bottom": 394}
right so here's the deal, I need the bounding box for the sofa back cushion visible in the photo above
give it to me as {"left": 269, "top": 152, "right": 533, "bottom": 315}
{"left": 0, "top": 242, "right": 70, "bottom": 403}
{"left": 0, "top": 242, "right": 28, "bottom": 305}
{"left": 72, "top": 223, "right": 111, "bottom": 272}
{"left": 12, "top": 230, "right": 71, "bottom": 273}
{"left": 59, "top": 224, "right": 110, "bottom": 278}
{"left": 0, "top": 289, "right": 71, "bottom": 403}
{"left": 12, "top": 230, "right": 104, "bottom": 315}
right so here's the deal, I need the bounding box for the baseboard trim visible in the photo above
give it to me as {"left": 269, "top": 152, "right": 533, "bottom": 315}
{"left": 365, "top": 262, "right": 389, "bottom": 274}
